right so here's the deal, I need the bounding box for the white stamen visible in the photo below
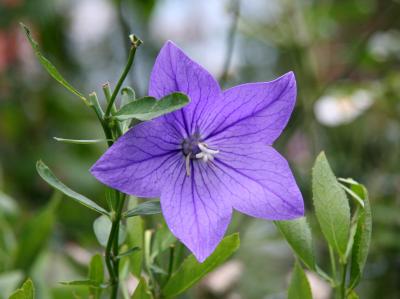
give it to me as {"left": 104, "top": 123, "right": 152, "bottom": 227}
{"left": 196, "top": 143, "right": 219, "bottom": 163}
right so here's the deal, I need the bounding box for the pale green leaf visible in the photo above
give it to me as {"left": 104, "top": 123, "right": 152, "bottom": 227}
{"left": 114, "top": 93, "right": 189, "bottom": 121}
{"left": 162, "top": 233, "right": 240, "bottom": 298}
{"left": 53, "top": 137, "right": 111, "bottom": 144}
{"left": 20, "top": 23, "right": 89, "bottom": 106}
{"left": 312, "top": 152, "right": 350, "bottom": 257}
{"left": 288, "top": 261, "right": 312, "bottom": 299}
{"left": 36, "top": 160, "right": 108, "bottom": 216}
{"left": 93, "top": 215, "right": 126, "bottom": 247}
{"left": 274, "top": 217, "right": 316, "bottom": 270}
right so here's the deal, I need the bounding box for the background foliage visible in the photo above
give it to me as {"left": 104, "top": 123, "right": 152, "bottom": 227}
{"left": 1, "top": 0, "right": 400, "bottom": 298}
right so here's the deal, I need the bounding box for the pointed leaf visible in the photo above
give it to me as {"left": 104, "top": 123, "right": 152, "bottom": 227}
{"left": 88, "top": 254, "right": 104, "bottom": 299}
{"left": 288, "top": 261, "right": 312, "bottom": 299}
{"left": 115, "top": 247, "right": 140, "bottom": 259}
{"left": 53, "top": 137, "right": 111, "bottom": 144}
{"left": 275, "top": 217, "right": 316, "bottom": 270}
{"left": 93, "top": 215, "right": 126, "bottom": 247}
{"left": 8, "top": 279, "right": 34, "bottom": 299}
{"left": 349, "top": 184, "right": 372, "bottom": 289}
{"left": 124, "top": 200, "right": 161, "bottom": 218}
{"left": 20, "top": 23, "right": 89, "bottom": 106}
{"left": 131, "top": 278, "right": 152, "bottom": 299}
{"left": 114, "top": 93, "right": 189, "bottom": 121}
{"left": 312, "top": 152, "right": 350, "bottom": 257}
{"left": 162, "top": 233, "right": 240, "bottom": 298}
{"left": 36, "top": 160, "right": 108, "bottom": 216}
{"left": 60, "top": 280, "right": 99, "bottom": 287}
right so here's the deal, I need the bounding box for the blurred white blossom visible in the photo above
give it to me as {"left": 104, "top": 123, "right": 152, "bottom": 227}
{"left": 368, "top": 30, "right": 400, "bottom": 61}
{"left": 314, "top": 89, "right": 374, "bottom": 126}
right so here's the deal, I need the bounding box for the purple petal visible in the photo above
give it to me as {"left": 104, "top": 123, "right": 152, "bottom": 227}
{"left": 211, "top": 142, "right": 304, "bottom": 220}
{"left": 205, "top": 72, "right": 296, "bottom": 145}
{"left": 90, "top": 119, "right": 181, "bottom": 197}
{"left": 149, "top": 41, "right": 222, "bottom": 136}
{"left": 160, "top": 160, "right": 232, "bottom": 262}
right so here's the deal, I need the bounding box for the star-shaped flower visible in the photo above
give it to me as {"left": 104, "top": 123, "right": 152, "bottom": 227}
{"left": 91, "top": 41, "right": 304, "bottom": 262}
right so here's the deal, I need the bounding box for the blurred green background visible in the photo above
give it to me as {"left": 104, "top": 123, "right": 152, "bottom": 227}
{"left": 1, "top": 0, "right": 400, "bottom": 298}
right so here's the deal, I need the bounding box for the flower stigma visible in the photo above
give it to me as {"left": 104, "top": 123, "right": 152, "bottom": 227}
{"left": 182, "top": 136, "right": 219, "bottom": 176}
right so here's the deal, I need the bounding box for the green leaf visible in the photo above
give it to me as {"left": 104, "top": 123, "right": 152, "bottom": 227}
{"left": 53, "top": 137, "right": 111, "bottom": 144}
{"left": 162, "top": 233, "right": 240, "bottom": 298}
{"left": 36, "top": 160, "right": 108, "bottom": 216}
{"left": 274, "top": 217, "right": 316, "bottom": 270}
{"left": 348, "top": 290, "right": 360, "bottom": 299}
{"left": 88, "top": 254, "right": 104, "bottom": 299}
{"left": 20, "top": 23, "right": 89, "bottom": 106}
{"left": 13, "top": 195, "right": 59, "bottom": 270}
{"left": 124, "top": 200, "right": 161, "bottom": 218}
{"left": 288, "top": 261, "right": 312, "bottom": 299}
{"left": 312, "top": 152, "right": 350, "bottom": 257}
{"left": 114, "top": 93, "right": 190, "bottom": 121}
{"left": 8, "top": 279, "right": 34, "bottom": 299}
{"left": 93, "top": 215, "right": 126, "bottom": 247}
{"left": 349, "top": 184, "right": 372, "bottom": 289}
{"left": 131, "top": 278, "right": 152, "bottom": 299}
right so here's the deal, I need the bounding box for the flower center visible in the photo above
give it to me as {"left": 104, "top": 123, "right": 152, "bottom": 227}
{"left": 182, "top": 136, "right": 219, "bottom": 176}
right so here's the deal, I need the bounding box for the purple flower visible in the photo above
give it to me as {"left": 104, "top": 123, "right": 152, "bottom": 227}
{"left": 91, "top": 41, "right": 304, "bottom": 262}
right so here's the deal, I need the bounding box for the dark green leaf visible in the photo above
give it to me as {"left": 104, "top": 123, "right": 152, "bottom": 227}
{"left": 20, "top": 23, "right": 89, "bottom": 106}
{"left": 53, "top": 137, "right": 111, "bottom": 144}
{"left": 36, "top": 160, "right": 108, "bottom": 216}
{"left": 93, "top": 215, "right": 126, "bottom": 247}
{"left": 274, "top": 217, "right": 316, "bottom": 270}
{"left": 8, "top": 279, "right": 34, "bottom": 299}
{"left": 312, "top": 152, "right": 350, "bottom": 257}
{"left": 114, "top": 93, "right": 189, "bottom": 121}
{"left": 288, "top": 261, "right": 312, "bottom": 299}
{"left": 124, "top": 200, "right": 161, "bottom": 218}
{"left": 88, "top": 254, "right": 104, "bottom": 299}
{"left": 131, "top": 278, "right": 152, "bottom": 299}
{"left": 349, "top": 184, "right": 372, "bottom": 289}
{"left": 13, "top": 195, "right": 59, "bottom": 270}
{"left": 162, "top": 233, "right": 240, "bottom": 298}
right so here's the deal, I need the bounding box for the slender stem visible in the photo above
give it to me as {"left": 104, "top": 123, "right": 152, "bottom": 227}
{"left": 340, "top": 263, "right": 348, "bottom": 299}
{"left": 328, "top": 245, "right": 337, "bottom": 284}
{"left": 105, "top": 36, "right": 142, "bottom": 118}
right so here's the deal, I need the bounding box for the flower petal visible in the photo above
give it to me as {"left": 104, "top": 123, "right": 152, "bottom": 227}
{"left": 211, "top": 142, "right": 304, "bottom": 220}
{"left": 149, "top": 41, "right": 221, "bottom": 136}
{"left": 160, "top": 160, "right": 232, "bottom": 262}
{"left": 205, "top": 72, "right": 296, "bottom": 145}
{"left": 90, "top": 119, "right": 181, "bottom": 197}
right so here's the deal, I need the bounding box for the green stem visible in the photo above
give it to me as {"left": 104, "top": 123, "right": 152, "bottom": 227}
{"left": 339, "top": 262, "right": 348, "bottom": 299}
{"left": 105, "top": 36, "right": 142, "bottom": 118}
{"left": 328, "top": 245, "right": 337, "bottom": 284}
